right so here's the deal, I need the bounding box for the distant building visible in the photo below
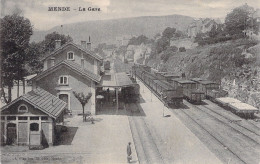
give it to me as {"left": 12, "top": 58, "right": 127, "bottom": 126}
{"left": 187, "top": 18, "right": 221, "bottom": 38}
{"left": 103, "top": 44, "right": 116, "bottom": 57}
{"left": 116, "top": 35, "right": 135, "bottom": 47}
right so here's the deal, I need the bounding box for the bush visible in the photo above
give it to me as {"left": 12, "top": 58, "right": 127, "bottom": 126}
{"left": 179, "top": 47, "right": 186, "bottom": 52}
{"left": 160, "top": 46, "right": 178, "bottom": 62}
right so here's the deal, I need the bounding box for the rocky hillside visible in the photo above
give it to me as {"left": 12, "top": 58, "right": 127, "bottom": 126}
{"left": 31, "top": 15, "right": 194, "bottom": 45}
{"left": 147, "top": 39, "right": 260, "bottom": 109}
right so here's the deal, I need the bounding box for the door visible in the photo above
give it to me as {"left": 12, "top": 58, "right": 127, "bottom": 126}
{"left": 59, "top": 94, "right": 69, "bottom": 110}
{"left": 7, "top": 123, "right": 17, "bottom": 145}
{"left": 18, "top": 122, "right": 28, "bottom": 145}
{"left": 1, "top": 123, "right": 5, "bottom": 144}
{"left": 41, "top": 122, "right": 49, "bottom": 147}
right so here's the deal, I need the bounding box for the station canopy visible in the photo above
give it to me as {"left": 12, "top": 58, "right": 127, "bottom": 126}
{"left": 97, "top": 72, "right": 134, "bottom": 88}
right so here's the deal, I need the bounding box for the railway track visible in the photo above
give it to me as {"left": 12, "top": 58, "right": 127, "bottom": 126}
{"left": 171, "top": 108, "right": 247, "bottom": 164}
{"left": 183, "top": 101, "right": 260, "bottom": 164}
{"left": 204, "top": 100, "right": 260, "bottom": 132}
{"left": 248, "top": 120, "right": 260, "bottom": 130}
{"left": 200, "top": 104, "right": 260, "bottom": 138}
{"left": 128, "top": 110, "right": 165, "bottom": 164}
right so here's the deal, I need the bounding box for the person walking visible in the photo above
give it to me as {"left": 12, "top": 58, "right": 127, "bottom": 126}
{"left": 127, "top": 142, "right": 132, "bottom": 163}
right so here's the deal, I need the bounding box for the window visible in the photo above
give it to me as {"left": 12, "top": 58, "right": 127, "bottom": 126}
{"left": 18, "top": 116, "right": 28, "bottom": 120}
{"left": 41, "top": 116, "right": 48, "bottom": 120}
{"left": 67, "top": 51, "right": 74, "bottom": 60}
{"left": 18, "top": 104, "right": 28, "bottom": 113}
{"left": 59, "top": 76, "right": 69, "bottom": 85}
{"left": 30, "top": 123, "right": 39, "bottom": 131}
{"left": 7, "top": 116, "right": 16, "bottom": 120}
{"left": 30, "top": 117, "right": 39, "bottom": 120}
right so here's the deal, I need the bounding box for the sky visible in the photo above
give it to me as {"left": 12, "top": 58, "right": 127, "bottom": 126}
{"left": 1, "top": 0, "right": 260, "bottom": 31}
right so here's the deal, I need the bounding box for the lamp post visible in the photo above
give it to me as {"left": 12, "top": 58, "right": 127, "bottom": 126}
{"left": 162, "top": 95, "right": 167, "bottom": 117}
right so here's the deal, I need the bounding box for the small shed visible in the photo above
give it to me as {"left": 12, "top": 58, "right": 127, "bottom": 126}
{"left": 1, "top": 88, "right": 67, "bottom": 148}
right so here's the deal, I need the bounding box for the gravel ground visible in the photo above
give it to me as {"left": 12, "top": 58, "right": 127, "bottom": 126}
{"left": 1, "top": 114, "right": 139, "bottom": 164}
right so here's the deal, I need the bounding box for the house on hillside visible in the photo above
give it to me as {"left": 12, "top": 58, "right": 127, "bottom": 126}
{"left": 187, "top": 18, "right": 221, "bottom": 38}
{"left": 1, "top": 88, "right": 67, "bottom": 147}
{"left": 31, "top": 40, "right": 103, "bottom": 115}
{"left": 116, "top": 35, "right": 134, "bottom": 47}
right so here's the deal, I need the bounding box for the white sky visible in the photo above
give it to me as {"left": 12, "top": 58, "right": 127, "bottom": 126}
{"left": 1, "top": 0, "right": 260, "bottom": 31}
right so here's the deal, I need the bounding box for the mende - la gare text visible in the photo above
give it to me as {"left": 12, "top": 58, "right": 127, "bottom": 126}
{"left": 48, "top": 7, "right": 101, "bottom": 11}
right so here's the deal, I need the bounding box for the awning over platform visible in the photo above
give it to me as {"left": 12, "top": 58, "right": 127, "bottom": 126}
{"left": 97, "top": 72, "right": 134, "bottom": 88}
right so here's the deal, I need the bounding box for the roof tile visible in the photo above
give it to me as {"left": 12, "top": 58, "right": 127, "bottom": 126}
{"left": 1, "top": 88, "right": 67, "bottom": 119}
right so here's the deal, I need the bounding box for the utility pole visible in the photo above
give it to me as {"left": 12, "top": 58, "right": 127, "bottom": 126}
{"left": 219, "top": 55, "right": 221, "bottom": 89}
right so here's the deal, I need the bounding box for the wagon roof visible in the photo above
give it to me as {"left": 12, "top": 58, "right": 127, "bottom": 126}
{"left": 1, "top": 88, "right": 67, "bottom": 119}
{"left": 144, "top": 72, "right": 157, "bottom": 79}
{"left": 198, "top": 80, "right": 218, "bottom": 85}
{"left": 173, "top": 79, "right": 196, "bottom": 84}
{"left": 153, "top": 80, "right": 175, "bottom": 90}
{"left": 190, "top": 78, "right": 206, "bottom": 82}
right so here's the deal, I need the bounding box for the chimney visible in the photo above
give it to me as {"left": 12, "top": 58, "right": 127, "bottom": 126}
{"left": 81, "top": 58, "right": 85, "bottom": 69}
{"left": 55, "top": 40, "right": 61, "bottom": 49}
{"left": 50, "top": 57, "right": 55, "bottom": 67}
{"left": 87, "top": 42, "right": 91, "bottom": 50}
{"left": 81, "top": 53, "right": 84, "bottom": 68}
{"left": 81, "top": 41, "right": 86, "bottom": 49}
{"left": 87, "top": 36, "right": 91, "bottom": 50}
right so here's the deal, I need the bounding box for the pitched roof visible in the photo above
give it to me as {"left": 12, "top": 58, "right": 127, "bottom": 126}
{"left": 43, "top": 42, "right": 102, "bottom": 61}
{"left": 32, "top": 60, "right": 101, "bottom": 82}
{"left": 1, "top": 88, "right": 66, "bottom": 119}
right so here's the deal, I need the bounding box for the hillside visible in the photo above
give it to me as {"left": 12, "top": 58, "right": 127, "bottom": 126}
{"left": 31, "top": 15, "right": 194, "bottom": 45}
{"left": 147, "top": 39, "right": 260, "bottom": 108}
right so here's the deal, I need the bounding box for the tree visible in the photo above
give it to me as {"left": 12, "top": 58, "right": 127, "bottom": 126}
{"left": 1, "top": 14, "right": 33, "bottom": 103}
{"left": 155, "top": 37, "right": 170, "bottom": 54}
{"left": 174, "top": 30, "right": 183, "bottom": 38}
{"left": 43, "top": 32, "right": 73, "bottom": 53}
{"left": 161, "top": 46, "right": 178, "bottom": 62}
{"left": 24, "top": 32, "right": 73, "bottom": 75}
{"left": 73, "top": 91, "right": 92, "bottom": 122}
{"left": 128, "top": 35, "right": 150, "bottom": 45}
{"left": 162, "top": 27, "right": 176, "bottom": 41}
{"left": 209, "top": 24, "right": 218, "bottom": 38}
{"left": 25, "top": 42, "right": 44, "bottom": 74}
{"left": 225, "top": 4, "right": 257, "bottom": 37}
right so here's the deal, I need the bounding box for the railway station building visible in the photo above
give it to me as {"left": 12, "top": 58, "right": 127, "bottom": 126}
{"left": 1, "top": 88, "right": 67, "bottom": 147}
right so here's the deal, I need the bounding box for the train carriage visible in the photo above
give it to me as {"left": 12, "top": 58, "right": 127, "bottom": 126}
{"left": 191, "top": 78, "right": 228, "bottom": 100}
{"left": 183, "top": 89, "right": 205, "bottom": 103}
{"left": 132, "top": 65, "right": 184, "bottom": 106}
{"left": 227, "top": 102, "right": 259, "bottom": 118}
{"left": 216, "top": 97, "right": 259, "bottom": 118}
{"left": 153, "top": 80, "right": 183, "bottom": 106}
{"left": 143, "top": 71, "right": 157, "bottom": 86}
{"left": 173, "top": 79, "right": 205, "bottom": 103}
